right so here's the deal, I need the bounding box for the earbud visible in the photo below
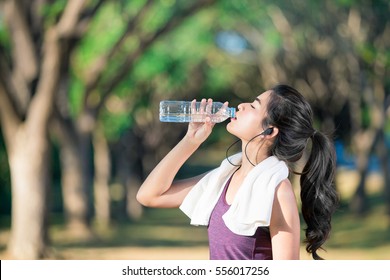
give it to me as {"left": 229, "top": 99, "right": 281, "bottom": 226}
{"left": 261, "top": 127, "right": 273, "bottom": 136}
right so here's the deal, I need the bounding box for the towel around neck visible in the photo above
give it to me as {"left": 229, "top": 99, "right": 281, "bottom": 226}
{"left": 179, "top": 153, "right": 289, "bottom": 236}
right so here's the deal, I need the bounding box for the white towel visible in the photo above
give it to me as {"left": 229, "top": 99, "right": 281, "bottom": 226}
{"left": 179, "top": 153, "right": 289, "bottom": 236}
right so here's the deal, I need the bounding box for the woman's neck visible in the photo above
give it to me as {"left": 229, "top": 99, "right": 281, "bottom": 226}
{"left": 238, "top": 146, "right": 269, "bottom": 176}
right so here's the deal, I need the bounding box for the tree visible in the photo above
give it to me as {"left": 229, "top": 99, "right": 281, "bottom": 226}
{"left": 0, "top": 0, "right": 100, "bottom": 259}
{"left": 0, "top": 0, "right": 216, "bottom": 259}
{"left": 213, "top": 0, "right": 390, "bottom": 214}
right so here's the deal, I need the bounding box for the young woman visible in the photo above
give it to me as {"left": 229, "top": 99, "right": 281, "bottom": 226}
{"left": 136, "top": 84, "right": 339, "bottom": 260}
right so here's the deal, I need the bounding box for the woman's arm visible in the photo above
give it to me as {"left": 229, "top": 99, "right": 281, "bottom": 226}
{"left": 136, "top": 135, "right": 206, "bottom": 208}
{"left": 137, "top": 99, "right": 218, "bottom": 208}
{"left": 269, "top": 179, "right": 301, "bottom": 259}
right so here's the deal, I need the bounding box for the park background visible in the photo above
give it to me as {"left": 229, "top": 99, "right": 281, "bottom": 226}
{"left": 0, "top": 0, "right": 389, "bottom": 260}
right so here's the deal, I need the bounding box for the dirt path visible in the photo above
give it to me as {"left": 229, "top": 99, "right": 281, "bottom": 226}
{"left": 3, "top": 245, "right": 389, "bottom": 260}
{"left": 58, "top": 246, "right": 210, "bottom": 260}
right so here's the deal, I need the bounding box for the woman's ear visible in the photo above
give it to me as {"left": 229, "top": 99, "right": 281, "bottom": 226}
{"left": 266, "top": 127, "right": 278, "bottom": 138}
{"left": 262, "top": 127, "right": 273, "bottom": 135}
{"left": 259, "top": 127, "right": 278, "bottom": 139}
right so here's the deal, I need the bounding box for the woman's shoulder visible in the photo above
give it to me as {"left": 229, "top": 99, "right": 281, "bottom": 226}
{"left": 274, "top": 179, "right": 297, "bottom": 205}
{"left": 271, "top": 178, "right": 300, "bottom": 230}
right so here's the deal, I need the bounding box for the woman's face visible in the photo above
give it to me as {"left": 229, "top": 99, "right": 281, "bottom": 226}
{"left": 227, "top": 90, "right": 272, "bottom": 141}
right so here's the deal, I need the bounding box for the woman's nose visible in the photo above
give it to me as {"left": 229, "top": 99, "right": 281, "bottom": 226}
{"left": 237, "top": 103, "right": 244, "bottom": 110}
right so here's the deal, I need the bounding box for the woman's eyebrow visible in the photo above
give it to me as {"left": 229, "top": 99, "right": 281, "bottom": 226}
{"left": 255, "top": 97, "right": 261, "bottom": 105}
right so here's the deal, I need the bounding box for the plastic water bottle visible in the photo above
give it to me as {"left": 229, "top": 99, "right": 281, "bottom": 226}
{"left": 159, "top": 100, "right": 236, "bottom": 123}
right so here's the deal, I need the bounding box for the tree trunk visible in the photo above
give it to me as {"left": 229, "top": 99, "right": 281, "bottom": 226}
{"left": 376, "top": 130, "right": 390, "bottom": 226}
{"left": 350, "top": 167, "right": 369, "bottom": 215}
{"left": 60, "top": 136, "right": 92, "bottom": 234}
{"left": 125, "top": 174, "right": 143, "bottom": 221}
{"left": 0, "top": 22, "right": 61, "bottom": 258}
{"left": 93, "top": 128, "right": 111, "bottom": 227}
{"left": 54, "top": 116, "right": 93, "bottom": 237}
{"left": 7, "top": 127, "right": 51, "bottom": 259}
{"left": 114, "top": 130, "right": 144, "bottom": 221}
{"left": 385, "top": 158, "right": 390, "bottom": 228}
{"left": 350, "top": 130, "right": 378, "bottom": 215}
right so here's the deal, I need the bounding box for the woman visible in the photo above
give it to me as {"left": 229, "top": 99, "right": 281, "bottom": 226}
{"left": 136, "top": 84, "right": 339, "bottom": 260}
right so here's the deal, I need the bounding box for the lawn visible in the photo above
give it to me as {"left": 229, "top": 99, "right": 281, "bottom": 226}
{"left": 1, "top": 199, "right": 389, "bottom": 260}
{"left": 1, "top": 171, "right": 389, "bottom": 260}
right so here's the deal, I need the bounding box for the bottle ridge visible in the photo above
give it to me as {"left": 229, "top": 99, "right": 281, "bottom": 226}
{"left": 159, "top": 100, "right": 236, "bottom": 123}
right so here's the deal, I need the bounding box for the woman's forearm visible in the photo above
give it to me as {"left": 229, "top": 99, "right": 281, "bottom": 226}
{"left": 136, "top": 135, "right": 202, "bottom": 208}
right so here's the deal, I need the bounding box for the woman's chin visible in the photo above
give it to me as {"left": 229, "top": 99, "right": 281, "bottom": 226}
{"left": 226, "top": 122, "right": 237, "bottom": 135}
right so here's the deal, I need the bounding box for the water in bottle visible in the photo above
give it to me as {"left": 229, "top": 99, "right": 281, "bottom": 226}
{"left": 159, "top": 100, "right": 236, "bottom": 123}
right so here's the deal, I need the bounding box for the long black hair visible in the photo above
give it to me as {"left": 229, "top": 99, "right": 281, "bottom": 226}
{"left": 264, "top": 84, "right": 339, "bottom": 260}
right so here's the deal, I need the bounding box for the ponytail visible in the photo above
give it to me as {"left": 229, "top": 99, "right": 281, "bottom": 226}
{"left": 300, "top": 131, "right": 339, "bottom": 260}
{"left": 266, "top": 84, "right": 339, "bottom": 260}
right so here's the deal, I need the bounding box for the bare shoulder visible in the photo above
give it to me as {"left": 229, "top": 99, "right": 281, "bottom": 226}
{"left": 270, "top": 178, "right": 301, "bottom": 259}
{"left": 271, "top": 178, "right": 299, "bottom": 225}
{"left": 274, "top": 179, "right": 296, "bottom": 202}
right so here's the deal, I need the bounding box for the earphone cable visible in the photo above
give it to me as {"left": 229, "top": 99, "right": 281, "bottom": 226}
{"left": 225, "top": 138, "right": 242, "bottom": 166}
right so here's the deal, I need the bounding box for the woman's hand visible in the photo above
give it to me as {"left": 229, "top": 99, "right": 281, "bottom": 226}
{"left": 185, "top": 98, "right": 216, "bottom": 145}
{"left": 137, "top": 98, "right": 228, "bottom": 208}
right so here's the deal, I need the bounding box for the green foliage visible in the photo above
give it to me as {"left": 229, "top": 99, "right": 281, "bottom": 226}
{"left": 2, "top": 0, "right": 389, "bottom": 210}
{"left": 68, "top": 75, "right": 85, "bottom": 117}
{"left": 96, "top": 6, "right": 226, "bottom": 139}
{"left": 132, "top": 44, "right": 174, "bottom": 81}
{"left": 101, "top": 109, "right": 133, "bottom": 141}
{"left": 73, "top": 3, "right": 125, "bottom": 73}
{"left": 41, "top": 0, "right": 67, "bottom": 26}
{"left": 0, "top": 17, "right": 10, "bottom": 49}
{"left": 139, "top": 2, "right": 174, "bottom": 33}
{"left": 0, "top": 134, "right": 11, "bottom": 214}
{"left": 335, "top": 0, "right": 356, "bottom": 7}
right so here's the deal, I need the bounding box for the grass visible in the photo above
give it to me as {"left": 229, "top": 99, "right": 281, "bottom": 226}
{"left": 311, "top": 194, "right": 390, "bottom": 260}
{"left": 1, "top": 197, "right": 389, "bottom": 260}
{"left": 1, "top": 170, "right": 389, "bottom": 260}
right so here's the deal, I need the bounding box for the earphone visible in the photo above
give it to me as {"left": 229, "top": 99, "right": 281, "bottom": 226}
{"left": 261, "top": 127, "right": 273, "bottom": 136}
{"left": 226, "top": 127, "right": 275, "bottom": 167}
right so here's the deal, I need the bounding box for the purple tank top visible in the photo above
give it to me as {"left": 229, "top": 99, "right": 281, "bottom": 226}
{"left": 207, "top": 175, "right": 273, "bottom": 260}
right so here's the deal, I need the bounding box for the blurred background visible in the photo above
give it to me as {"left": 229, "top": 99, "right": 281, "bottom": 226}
{"left": 0, "top": 0, "right": 389, "bottom": 260}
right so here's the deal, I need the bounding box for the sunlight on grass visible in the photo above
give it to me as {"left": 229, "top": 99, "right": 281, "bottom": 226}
{"left": 1, "top": 170, "right": 389, "bottom": 260}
